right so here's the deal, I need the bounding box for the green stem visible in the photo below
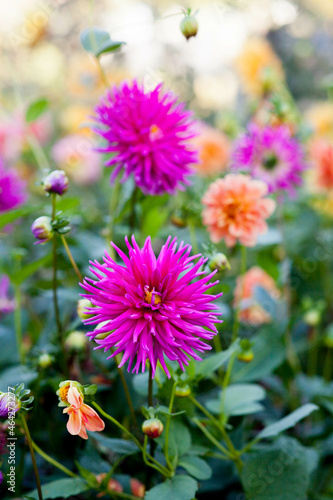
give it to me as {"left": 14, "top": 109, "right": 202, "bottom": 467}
{"left": 307, "top": 327, "right": 319, "bottom": 376}
{"left": 142, "top": 435, "right": 170, "bottom": 477}
{"left": 164, "top": 382, "right": 177, "bottom": 470}
{"left": 188, "top": 220, "right": 199, "bottom": 255}
{"left": 213, "top": 334, "right": 223, "bottom": 353}
{"left": 108, "top": 178, "right": 121, "bottom": 260}
{"left": 130, "top": 187, "right": 138, "bottom": 232}
{"left": 60, "top": 234, "right": 83, "bottom": 282}
{"left": 231, "top": 245, "right": 247, "bottom": 342}
{"left": 148, "top": 364, "right": 153, "bottom": 407}
{"left": 20, "top": 416, "right": 43, "bottom": 500}
{"left": 14, "top": 285, "right": 24, "bottom": 363}
{"left": 32, "top": 440, "right": 77, "bottom": 478}
{"left": 192, "top": 417, "right": 233, "bottom": 460}
{"left": 92, "top": 402, "right": 171, "bottom": 477}
{"left": 111, "top": 349, "right": 138, "bottom": 428}
{"left": 51, "top": 194, "right": 62, "bottom": 338}
{"left": 323, "top": 348, "right": 333, "bottom": 382}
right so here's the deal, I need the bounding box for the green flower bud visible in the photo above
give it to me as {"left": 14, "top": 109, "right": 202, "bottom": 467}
{"left": 304, "top": 309, "right": 321, "bottom": 327}
{"left": 208, "top": 253, "right": 230, "bottom": 272}
{"left": 142, "top": 418, "right": 164, "bottom": 439}
{"left": 65, "top": 331, "right": 87, "bottom": 352}
{"left": 180, "top": 13, "right": 199, "bottom": 40}
{"left": 175, "top": 384, "right": 191, "bottom": 397}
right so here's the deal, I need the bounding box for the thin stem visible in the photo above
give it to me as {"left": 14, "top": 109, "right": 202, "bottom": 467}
{"left": 192, "top": 417, "right": 233, "bottom": 459}
{"left": 111, "top": 349, "right": 138, "bottom": 428}
{"left": 60, "top": 234, "right": 83, "bottom": 282}
{"left": 20, "top": 416, "right": 43, "bottom": 500}
{"left": 148, "top": 364, "right": 153, "bottom": 407}
{"left": 51, "top": 194, "right": 62, "bottom": 337}
{"left": 108, "top": 178, "right": 121, "bottom": 260}
{"left": 142, "top": 435, "right": 170, "bottom": 477}
{"left": 14, "top": 285, "right": 24, "bottom": 363}
{"left": 130, "top": 187, "right": 138, "bottom": 232}
{"left": 92, "top": 402, "right": 171, "bottom": 477}
{"left": 32, "top": 440, "right": 77, "bottom": 478}
{"left": 231, "top": 245, "right": 247, "bottom": 342}
{"left": 323, "top": 348, "right": 333, "bottom": 382}
{"left": 307, "top": 327, "right": 319, "bottom": 376}
{"left": 164, "top": 382, "right": 177, "bottom": 471}
{"left": 96, "top": 58, "right": 109, "bottom": 87}
{"left": 188, "top": 220, "right": 199, "bottom": 255}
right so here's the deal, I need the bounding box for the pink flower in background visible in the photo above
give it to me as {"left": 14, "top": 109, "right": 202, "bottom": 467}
{"left": 0, "top": 160, "right": 27, "bottom": 213}
{"left": 234, "top": 266, "right": 280, "bottom": 325}
{"left": 52, "top": 134, "right": 102, "bottom": 185}
{"left": 81, "top": 236, "right": 222, "bottom": 378}
{"left": 232, "top": 124, "right": 306, "bottom": 194}
{"left": 202, "top": 173, "right": 275, "bottom": 247}
{"left": 0, "top": 276, "right": 15, "bottom": 317}
{"left": 193, "top": 123, "right": 230, "bottom": 177}
{"left": 93, "top": 80, "right": 197, "bottom": 195}
{"left": 62, "top": 385, "right": 105, "bottom": 440}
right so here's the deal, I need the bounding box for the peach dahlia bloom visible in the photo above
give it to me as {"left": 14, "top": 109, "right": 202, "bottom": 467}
{"left": 62, "top": 384, "right": 104, "bottom": 440}
{"left": 202, "top": 174, "right": 275, "bottom": 247}
{"left": 308, "top": 139, "right": 333, "bottom": 192}
{"left": 234, "top": 266, "right": 280, "bottom": 325}
{"left": 194, "top": 124, "right": 230, "bottom": 176}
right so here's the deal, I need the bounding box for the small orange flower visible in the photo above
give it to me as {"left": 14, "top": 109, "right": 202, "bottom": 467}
{"left": 62, "top": 385, "right": 105, "bottom": 440}
{"left": 193, "top": 124, "right": 230, "bottom": 176}
{"left": 236, "top": 38, "right": 284, "bottom": 96}
{"left": 234, "top": 266, "right": 280, "bottom": 325}
{"left": 96, "top": 474, "right": 123, "bottom": 497}
{"left": 130, "top": 478, "right": 145, "bottom": 498}
{"left": 202, "top": 174, "right": 275, "bottom": 247}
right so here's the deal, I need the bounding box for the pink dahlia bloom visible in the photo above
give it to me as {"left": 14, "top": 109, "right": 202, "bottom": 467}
{"left": 93, "top": 80, "right": 197, "bottom": 195}
{"left": 232, "top": 123, "right": 306, "bottom": 194}
{"left": 0, "top": 161, "right": 27, "bottom": 213}
{"left": 202, "top": 173, "right": 276, "bottom": 247}
{"left": 81, "top": 236, "right": 222, "bottom": 377}
{"left": 52, "top": 134, "right": 102, "bottom": 186}
{"left": 308, "top": 139, "right": 333, "bottom": 192}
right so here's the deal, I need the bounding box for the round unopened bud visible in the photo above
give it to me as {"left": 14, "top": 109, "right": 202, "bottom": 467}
{"left": 65, "top": 331, "right": 87, "bottom": 352}
{"left": 237, "top": 350, "right": 254, "bottom": 363}
{"left": 38, "top": 353, "right": 53, "bottom": 369}
{"left": 142, "top": 418, "right": 164, "bottom": 439}
{"left": 31, "top": 216, "right": 53, "bottom": 243}
{"left": 175, "top": 384, "right": 191, "bottom": 398}
{"left": 130, "top": 478, "right": 145, "bottom": 498}
{"left": 209, "top": 253, "right": 230, "bottom": 272}
{"left": 180, "top": 14, "right": 199, "bottom": 40}
{"left": 77, "top": 298, "right": 93, "bottom": 320}
{"left": 170, "top": 215, "right": 187, "bottom": 228}
{"left": 43, "top": 169, "right": 69, "bottom": 195}
{"left": 304, "top": 309, "right": 321, "bottom": 327}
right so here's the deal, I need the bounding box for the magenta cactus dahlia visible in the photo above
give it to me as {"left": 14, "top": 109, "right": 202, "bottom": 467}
{"left": 0, "top": 160, "right": 27, "bottom": 213}
{"left": 81, "top": 236, "right": 222, "bottom": 378}
{"left": 232, "top": 123, "right": 307, "bottom": 194}
{"left": 92, "top": 80, "right": 197, "bottom": 195}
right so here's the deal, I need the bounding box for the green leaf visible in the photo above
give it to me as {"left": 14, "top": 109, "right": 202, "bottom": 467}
{"left": 56, "top": 197, "right": 80, "bottom": 212}
{"left": 26, "top": 98, "right": 49, "bottom": 123}
{"left": 206, "top": 383, "right": 265, "bottom": 416}
{"left": 133, "top": 372, "right": 158, "bottom": 396}
{"left": 0, "top": 365, "right": 38, "bottom": 391}
{"left": 241, "top": 437, "right": 318, "bottom": 500}
{"left": 167, "top": 421, "right": 192, "bottom": 459}
{"left": 89, "top": 433, "right": 139, "bottom": 456}
{"left": 179, "top": 455, "right": 212, "bottom": 480}
{"left": 196, "top": 340, "right": 240, "bottom": 380}
{"left": 0, "top": 206, "right": 36, "bottom": 230}
{"left": 9, "top": 254, "right": 52, "bottom": 285}
{"left": 141, "top": 206, "right": 169, "bottom": 240}
{"left": 145, "top": 475, "right": 198, "bottom": 500}
{"left": 257, "top": 404, "right": 318, "bottom": 440}
{"left": 28, "top": 478, "right": 89, "bottom": 499}
{"left": 80, "top": 28, "right": 125, "bottom": 57}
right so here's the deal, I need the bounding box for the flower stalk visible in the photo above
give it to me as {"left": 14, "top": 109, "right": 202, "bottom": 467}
{"left": 20, "top": 415, "right": 43, "bottom": 500}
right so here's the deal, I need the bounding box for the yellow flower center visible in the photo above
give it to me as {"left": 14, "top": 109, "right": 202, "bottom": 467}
{"left": 59, "top": 384, "right": 70, "bottom": 402}
{"left": 144, "top": 287, "right": 162, "bottom": 305}
{"left": 149, "top": 124, "right": 163, "bottom": 141}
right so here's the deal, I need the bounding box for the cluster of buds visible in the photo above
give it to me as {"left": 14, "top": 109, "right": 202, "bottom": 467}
{"left": 237, "top": 339, "right": 254, "bottom": 363}
{"left": 31, "top": 170, "right": 70, "bottom": 244}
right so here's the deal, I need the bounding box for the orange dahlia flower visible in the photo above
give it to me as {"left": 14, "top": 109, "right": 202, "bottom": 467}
{"left": 202, "top": 174, "right": 275, "bottom": 247}
{"left": 194, "top": 124, "right": 230, "bottom": 176}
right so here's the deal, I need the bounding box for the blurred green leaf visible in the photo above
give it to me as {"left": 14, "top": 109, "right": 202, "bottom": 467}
{"left": 26, "top": 98, "right": 49, "bottom": 123}
{"left": 0, "top": 206, "right": 36, "bottom": 230}
{"left": 167, "top": 420, "right": 192, "bottom": 459}
{"left": 28, "top": 478, "right": 89, "bottom": 499}
{"left": 241, "top": 437, "right": 318, "bottom": 500}
{"left": 196, "top": 340, "right": 240, "bottom": 380}
{"left": 179, "top": 455, "right": 212, "bottom": 480}
{"left": 206, "top": 383, "right": 266, "bottom": 417}
{"left": 0, "top": 365, "right": 38, "bottom": 391}
{"left": 145, "top": 474, "right": 198, "bottom": 500}
{"left": 9, "top": 254, "right": 52, "bottom": 285}
{"left": 89, "top": 433, "right": 139, "bottom": 456}
{"left": 257, "top": 404, "right": 318, "bottom": 440}
{"left": 80, "top": 28, "right": 125, "bottom": 57}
